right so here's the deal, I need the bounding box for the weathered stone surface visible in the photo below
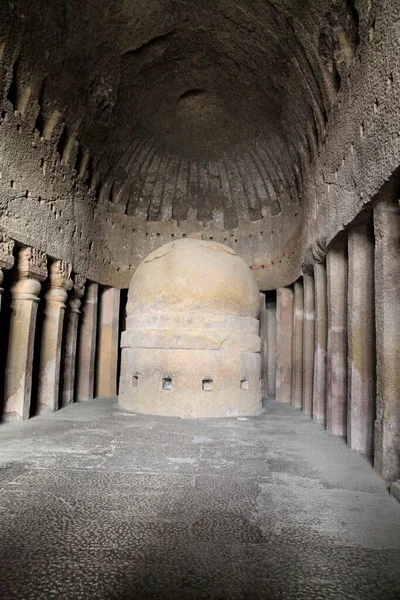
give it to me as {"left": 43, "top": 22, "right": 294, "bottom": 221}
{"left": 0, "top": 6, "right": 400, "bottom": 595}
{"left": 312, "top": 262, "right": 327, "bottom": 425}
{"left": 326, "top": 241, "right": 348, "bottom": 437}
{"left": 276, "top": 287, "right": 294, "bottom": 404}
{"left": 96, "top": 287, "right": 121, "bottom": 398}
{"left": 390, "top": 480, "right": 400, "bottom": 504}
{"left": 292, "top": 280, "right": 304, "bottom": 409}
{"left": 302, "top": 273, "right": 314, "bottom": 416}
{"left": 347, "top": 222, "right": 375, "bottom": 457}
{"left": 0, "top": 3, "right": 398, "bottom": 293}
{"left": 0, "top": 0, "right": 399, "bottom": 505}
{"left": 0, "top": 398, "right": 399, "bottom": 599}
{"left": 119, "top": 239, "right": 262, "bottom": 418}
{"left": 76, "top": 282, "right": 98, "bottom": 402}
{"left": 373, "top": 199, "right": 400, "bottom": 481}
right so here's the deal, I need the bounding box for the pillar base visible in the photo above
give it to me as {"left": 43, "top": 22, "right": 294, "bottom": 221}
{"left": 390, "top": 480, "right": 400, "bottom": 503}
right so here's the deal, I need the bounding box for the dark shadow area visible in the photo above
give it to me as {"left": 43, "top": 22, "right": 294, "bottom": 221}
{"left": 0, "top": 268, "right": 13, "bottom": 420}
{"left": 58, "top": 294, "right": 70, "bottom": 410}
{"left": 116, "top": 288, "right": 128, "bottom": 395}
{"left": 29, "top": 278, "right": 46, "bottom": 417}
{"left": 94, "top": 284, "right": 104, "bottom": 398}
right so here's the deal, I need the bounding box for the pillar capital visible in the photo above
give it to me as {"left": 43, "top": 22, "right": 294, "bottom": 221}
{"left": 302, "top": 237, "right": 327, "bottom": 274}
{"left": 0, "top": 232, "right": 15, "bottom": 296}
{"left": 49, "top": 260, "right": 73, "bottom": 291}
{"left": 71, "top": 273, "right": 86, "bottom": 299}
{"left": 0, "top": 231, "right": 15, "bottom": 272}
{"left": 65, "top": 274, "right": 86, "bottom": 314}
{"left": 17, "top": 246, "right": 47, "bottom": 282}
{"left": 69, "top": 297, "right": 82, "bottom": 314}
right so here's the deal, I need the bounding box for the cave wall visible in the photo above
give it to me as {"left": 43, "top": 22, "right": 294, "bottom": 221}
{"left": 0, "top": 1, "right": 398, "bottom": 290}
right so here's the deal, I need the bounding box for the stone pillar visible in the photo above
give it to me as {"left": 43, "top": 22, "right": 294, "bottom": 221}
{"left": 302, "top": 273, "right": 315, "bottom": 416}
{"left": 61, "top": 274, "right": 86, "bottom": 407}
{"left": 312, "top": 262, "right": 328, "bottom": 425}
{"left": 326, "top": 241, "right": 348, "bottom": 437}
{"left": 96, "top": 287, "right": 121, "bottom": 397}
{"left": 276, "top": 287, "right": 294, "bottom": 404}
{"left": 76, "top": 282, "right": 98, "bottom": 401}
{"left": 292, "top": 280, "right": 304, "bottom": 408}
{"left": 266, "top": 293, "right": 276, "bottom": 397}
{"left": 374, "top": 199, "right": 400, "bottom": 480}
{"left": 37, "top": 261, "right": 72, "bottom": 414}
{"left": 259, "top": 293, "right": 268, "bottom": 398}
{"left": 0, "top": 232, "right": 15, "bottom": 311}
{"left": 347, "top": 222, "right": 375, "bottom": 457}
{"left": 4, "top": 247, "right": 47, "bottom": 420}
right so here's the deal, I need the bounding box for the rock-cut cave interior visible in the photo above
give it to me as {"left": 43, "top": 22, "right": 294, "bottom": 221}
{"left": 0, "top": 1, "right": 399, "bottom": 598}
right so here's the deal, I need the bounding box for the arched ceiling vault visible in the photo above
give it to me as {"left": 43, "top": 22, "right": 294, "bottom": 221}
{"left": 0, "top": 0, "right": 360, "bottom": 229}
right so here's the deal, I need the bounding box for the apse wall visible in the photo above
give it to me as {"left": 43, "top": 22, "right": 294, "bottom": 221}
{"left": 0, "top": 2, "right": 399, "bottom": 292}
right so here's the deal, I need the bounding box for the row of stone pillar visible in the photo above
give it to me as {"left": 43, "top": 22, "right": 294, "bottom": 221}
{"left": 0, "top": 237, "right": 121, "bottom": 421}
{"left": 275, "top": 198, "right": 400, "bottom": 482}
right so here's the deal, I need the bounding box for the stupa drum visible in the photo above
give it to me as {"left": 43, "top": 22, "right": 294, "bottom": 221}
{"left": 118, "top": 239, "right": 262, "bottom": 418}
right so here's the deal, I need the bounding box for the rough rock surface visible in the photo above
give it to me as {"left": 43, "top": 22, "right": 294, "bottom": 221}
{"left": 0, "top": 397, "right": 399, "bottom": 599}
{"left": 1, "top": 2, "right": 398, "bottom": 289}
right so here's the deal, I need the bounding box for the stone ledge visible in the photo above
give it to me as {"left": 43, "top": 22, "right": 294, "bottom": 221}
{"left": 389, "top": 480, "right": 400, "bottom": 503}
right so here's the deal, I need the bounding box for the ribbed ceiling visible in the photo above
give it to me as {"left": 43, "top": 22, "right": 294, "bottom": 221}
{"left": 0, "top": 0, "right": 360, "bottom": 228}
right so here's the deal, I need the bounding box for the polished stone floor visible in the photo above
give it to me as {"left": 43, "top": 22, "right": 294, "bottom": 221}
{"left": 0, "top": 398, "right": 399, "bottom": 599}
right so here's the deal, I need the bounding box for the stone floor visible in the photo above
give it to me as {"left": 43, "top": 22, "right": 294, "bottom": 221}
{"left": 0, "top": 398, "right": 399, "bottom": 600}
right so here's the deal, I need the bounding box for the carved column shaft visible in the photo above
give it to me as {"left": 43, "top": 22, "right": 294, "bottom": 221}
{"left": 312, "top": 262, "right": 328, "bottom": 425}
{"left": 62, "top": 274, "right": 86, "bottom": 407}
{"left": 326, "top": 242, "right": 348, "bottom": 437}
{"left": 4, "top": 247, "right": 47, "bottom": 421}
{"left": 276, "top": 287, "right": 294, "bottom": 404}
{"left": 96, "top": 287, "right": 121, "bottom": 398}
{"left": 76, "top": 282, "right": 98, "bottom": 401}
{"left": 347, "top": 222, "right": 375, "bottom": 457}
{"left": 292, "top": 280, "right": 304, "bottom": 409}
{"left": 374, "top": 199, "right": 400, "bottom": 480}
{"left": 302, "top": 273, "right": 315, "bottom": 416}
{"left": 37, "top": 260, "right": 72, "bottom": 414}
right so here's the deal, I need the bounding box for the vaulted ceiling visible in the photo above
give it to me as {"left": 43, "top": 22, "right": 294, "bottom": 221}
{"left": 1, "top": 0, "right": 360, "bottom": 229}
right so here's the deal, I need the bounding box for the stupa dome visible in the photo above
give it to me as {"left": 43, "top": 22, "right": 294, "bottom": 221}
{"left": 119, "top": 239, "right": 262, "bottom": 418}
